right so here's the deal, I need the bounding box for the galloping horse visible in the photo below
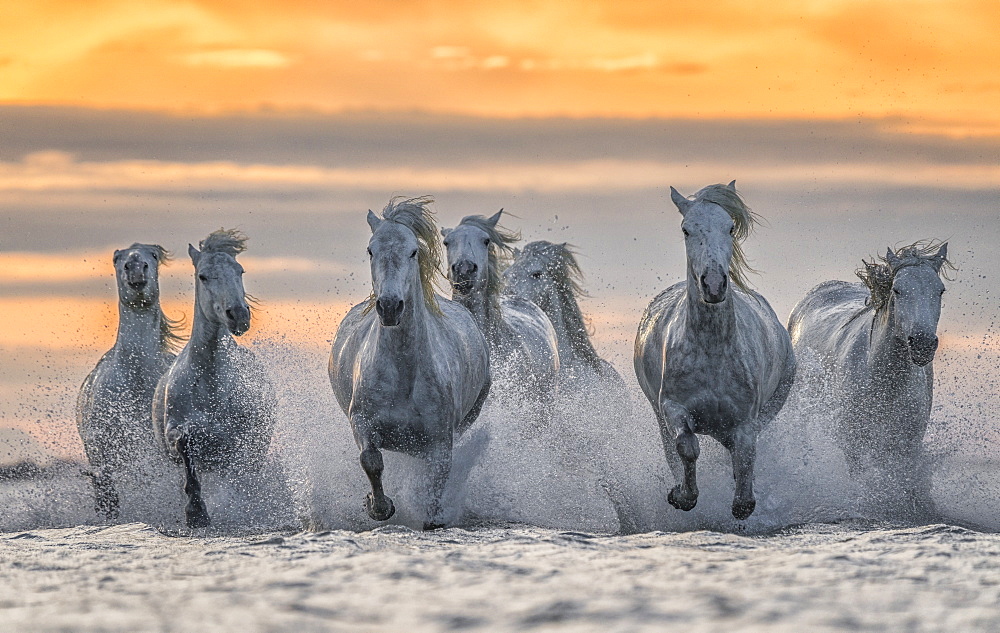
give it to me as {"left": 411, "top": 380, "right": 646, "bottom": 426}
{"left": 788, "top": 241, "right": 951, "bottom": 519}
{"left": 153, "top": 230, "right": 276, "bottom": 528}
{"left": 634, "top": 182, "right": 795, "bottom": 520}
{"left": 442, "top": 211, "right": 559, "bottom": 414}
{"left": 330, "top": 197, "right": 491, "bottom": 529}
{"left": 504, "top": 241, "right": 624, "bottom": 390}
{"left": 77, "top": 243, "right": 181, "bottom": 520}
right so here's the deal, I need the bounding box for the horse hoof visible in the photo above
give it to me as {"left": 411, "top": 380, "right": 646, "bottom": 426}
{"left": 423, "top": 521, "right": 446, "bottom": 531}
{"left": 186, "top": 504, "right": 211, "bottom": 529}
{"left": 732, "top": 498, "right": 756, "bottom": 520}
{"left": 668, "top": 486, "right": 697, "bottom": 512}
{"left": 366, "top": 494, "right": 395, "bottom": 522}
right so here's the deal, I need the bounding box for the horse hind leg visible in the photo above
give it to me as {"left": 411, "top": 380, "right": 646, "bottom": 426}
{"left": 360, "top": 444, "right": 395, "bottom": 522}
{"left": 174, "top": 435, "right": 210, "bottom": 528}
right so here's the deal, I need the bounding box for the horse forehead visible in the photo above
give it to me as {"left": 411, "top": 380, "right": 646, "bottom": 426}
{"left": 371, "top": 222, "right": 417, "bottom": 251}
{"left": 199, "top": 252, "right": 242, "bottom": 274}
{"left": 894, "top": 264, "right": 942, "bottom": 290}
{"left": 448, "top": 224, "right": 488, "bottom": 254}
{"left": 685, "top": 201, "right": 732, "bottom": 229}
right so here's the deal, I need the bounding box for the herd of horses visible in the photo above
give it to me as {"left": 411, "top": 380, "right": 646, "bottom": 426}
{"left": 76, "top": 182, "right": 952, "bottom": 529}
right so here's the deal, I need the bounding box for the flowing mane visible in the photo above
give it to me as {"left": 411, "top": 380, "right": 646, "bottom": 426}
{"left": 521, "top": 240, "right": 603, "bottom": 370}
{"left": 856, "top": 239, "right": 955, "bottom": 315}
{"left": 457, "top": 213, "right": 520, "bottom": 298}
{"left": 691, "top": 184, "right": 760, "bottom": 293}
{"left": 367, "top": 196, "right": 445, "bottom": 315}
{"left": 199, "top": 228, "right": 248, "bottom": 256}
{"left": 125, "top": 242, "right": 184, "bottom": 353}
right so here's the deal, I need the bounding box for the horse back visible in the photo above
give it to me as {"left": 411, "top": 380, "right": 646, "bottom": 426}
{"left": 787, "top": 280, "right": 871, "bottom": 364}
{"left": 499, "top": 295, "right": 560, "bottom": 378}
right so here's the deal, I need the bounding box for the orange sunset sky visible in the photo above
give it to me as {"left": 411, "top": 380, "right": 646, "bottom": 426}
{"left": 2, "top": 0, "right": 999, "bottom": 131}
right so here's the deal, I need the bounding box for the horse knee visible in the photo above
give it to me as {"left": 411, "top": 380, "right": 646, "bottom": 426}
{"left": 676, "top": 432, "right": 699, "bottom": 462}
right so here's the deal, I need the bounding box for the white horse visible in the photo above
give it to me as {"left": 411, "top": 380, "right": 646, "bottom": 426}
{"left": 77, "top": 243, "right": 182, "bottom": 520}
{"left": 634, "top": 182, "right": 795, "bottom": 520}
{"left": 442, "top": 211, "right": 559, "bottom": 415}
{"left": 504, "top": 240, "right": 625, "bottom": 391}
{"left": 153, "top": 229, "right": 277, "bottom": 528}
{"left": 787, "top": 241, "right": 951, "bottom": 519}
{"left": 329, "top": 197, "right": 491, "bottom": 530}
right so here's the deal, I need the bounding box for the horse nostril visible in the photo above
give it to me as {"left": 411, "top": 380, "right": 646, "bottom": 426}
{"left": 395, "top": 299, "right": 405, "bottom": 314}
{"left": 225, "top": 308, "right": 235, "bottom": 321}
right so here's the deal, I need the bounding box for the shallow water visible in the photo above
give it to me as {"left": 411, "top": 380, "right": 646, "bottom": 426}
{"left": 0, "top": 520, "right": 998, "bottom": 632}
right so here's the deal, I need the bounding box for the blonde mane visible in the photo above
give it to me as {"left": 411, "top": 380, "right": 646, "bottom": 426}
{"left": 692, "top": 183, "right": 761, "bottom": 294}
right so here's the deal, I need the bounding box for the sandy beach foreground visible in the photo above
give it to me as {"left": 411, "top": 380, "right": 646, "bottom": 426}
{"left": 0, "top": 522, "right": 997, "bottom": 632}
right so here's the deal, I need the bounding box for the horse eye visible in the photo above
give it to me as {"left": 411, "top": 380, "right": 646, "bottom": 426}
{"left": 443, "top": 240, "right": 450, "bottom": 247}
{"left": 366, "top": 248, "right": 372, "bottom": 257}
{"left": 483, "top": 238, "right": 490, "bottom": 246}
{"left": 198, "top": 274, "right": 208, "bottom": 282}
{"left": 682, "top": 228, "right": 690, "bottom": 237}
{"left": 410, "top": 249, "right": 418, "bottom": 259}
{"left": 892, "top": 288, "right": 900, "bottom": 295}
{"left": 729, "top": 226, "right": 735, "bottom": 235}
{"left": 151, "top": 253, "right": 158, "bottom": 260}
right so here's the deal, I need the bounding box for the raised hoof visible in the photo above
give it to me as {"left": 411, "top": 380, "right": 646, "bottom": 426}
{"left": 423, "top": 521, "right": 446, "bottom": 531}
{"left": 185, "top": 503, "right": 211, "bottom": 529}
{"left": 365, "top": 493, "right": 395, "bottom": 522}
{"left": 732, "top": 498, "right": 756, "bottom": 520}
{"left": 668, "top": 486, "right": 697, "bottom": 512}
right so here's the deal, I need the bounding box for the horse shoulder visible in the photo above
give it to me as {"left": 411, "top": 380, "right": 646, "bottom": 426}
{"left": 634, "top": 283, "right": 686, "bottom": 396}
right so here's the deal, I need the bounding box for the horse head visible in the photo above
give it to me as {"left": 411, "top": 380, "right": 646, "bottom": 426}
{"left": 189, "top": 230, "right": 251, "bottom": 336}
{"left": 113, "top": 243, "right": 167, "bottom": 309}
{"left": 442, "top": 210, "right": 516, "bottom": 299}
{"left": 884, "top": 243, "right": 949, "bottom": 366}
{"left": 671, "top": 181, "right": 756, "bottom": 305}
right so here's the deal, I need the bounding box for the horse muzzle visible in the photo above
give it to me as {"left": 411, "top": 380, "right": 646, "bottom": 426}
{"left": 908, "top": 333, "right": 938, "bottom": 366}
{"left": 700, "top": 270, "right": 729, "bottom": 304}
{"left": 376, "top": 297, "right": 405, "bottom": 327}
{"left": 450, "top": 261, "right": 478, "bottom": 294}
{"left": 226, "top": 305, "right": 251, "bottom": 336}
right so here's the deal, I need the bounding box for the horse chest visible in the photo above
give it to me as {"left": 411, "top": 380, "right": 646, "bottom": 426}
{"left": 662, "top": 344, "right": 759, "bottom": 427}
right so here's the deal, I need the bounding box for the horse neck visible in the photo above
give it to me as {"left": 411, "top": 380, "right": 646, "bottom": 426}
{"left": 549, "top": 283, "right": 601, "bottom": 370}
{"left": 455, "top": 286, "right": 503, "bottom": 342}
{"left": 684, "top": 269, "right": 736, "bottom": 342}
{"left": 113, "top": 296, "right": 164, "bottom": 363}
{"left": 866, "top": 306, "right": 914, "bottom": 388}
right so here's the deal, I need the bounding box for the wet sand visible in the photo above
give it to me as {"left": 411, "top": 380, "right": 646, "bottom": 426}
{"left": 1, "top": 521, "right": 998, "bottom": 632}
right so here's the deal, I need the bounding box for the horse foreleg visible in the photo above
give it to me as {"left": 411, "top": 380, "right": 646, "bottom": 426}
{"left": 728, "top": 429, "right": 758, "bottom": 520}
{"left": 423, "top": 444, "right": 453, "bottom": 530}
{"left": 175, "top": 435, "right": 210, "bottom": 528}
{"left": 360, "top": 442, "right": 395, "bottom": 522}
{"left": 659, "top": 398, "right": 699, "bottom": 511}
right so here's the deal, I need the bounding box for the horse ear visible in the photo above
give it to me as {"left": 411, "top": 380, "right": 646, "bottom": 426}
{"left": 367, "top": 210, "right": 381, "bottom": 233}
{"left": 188, "top": 243, "right": 201, "bottom": 264}
{"left": 486, "top": 210, "right": 503, "bottom": 228}
{"left": 670, "top": 186, "right": 691, "bottom": 215}
{"left": 113, "top": 249, "right": 123, "bottom": 264}
{"left": 512, "top": 246, "right": 521, "bottom": 258}
{"left": 728, "top": 180, "right": 737, "bottom": 191}
{"left": 885, "top": 247, "right": 901, "bottom": 267}
{"left": 931, "top": 242, "right": 948, "bottom": 271}
{"left": 441, "top": 227, "right": 452, "bottom": 237}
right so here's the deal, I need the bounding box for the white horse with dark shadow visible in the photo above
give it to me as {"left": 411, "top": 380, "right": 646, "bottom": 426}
{"left": 441, "top": 211, "right": 559, "bottom": 418}
{"left": 153, "top": 230, "right": 277, "bottom": 528}
{"left": 787, "top": 241, "right": 951, "bottom": 520}
{"left": 77, "top": 243, "right": 182, "bottom": 521}
{"left": 634, "top": 182, "right": 795, "bottom": 520}
{"left": 504, "top": 240, "right": 625, "bottom": 391}
{"left": 329, "top": 197, "right": 491, "bottom": 530}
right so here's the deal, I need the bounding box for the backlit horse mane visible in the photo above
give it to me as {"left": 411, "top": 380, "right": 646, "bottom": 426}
{"left": 521, "top": 241, "right": 602, "bottom": 370}
{"left": 690, "top": 183, "right": 760, "bottom": 293}
{"left": 366, "top": 196, "right": 444, "bottom": 315}
{"left": 199, "top": 228, "right": 249, "bottom": 256}
{"left": 857, "top": 239, "right": 955, "bottom": 315}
